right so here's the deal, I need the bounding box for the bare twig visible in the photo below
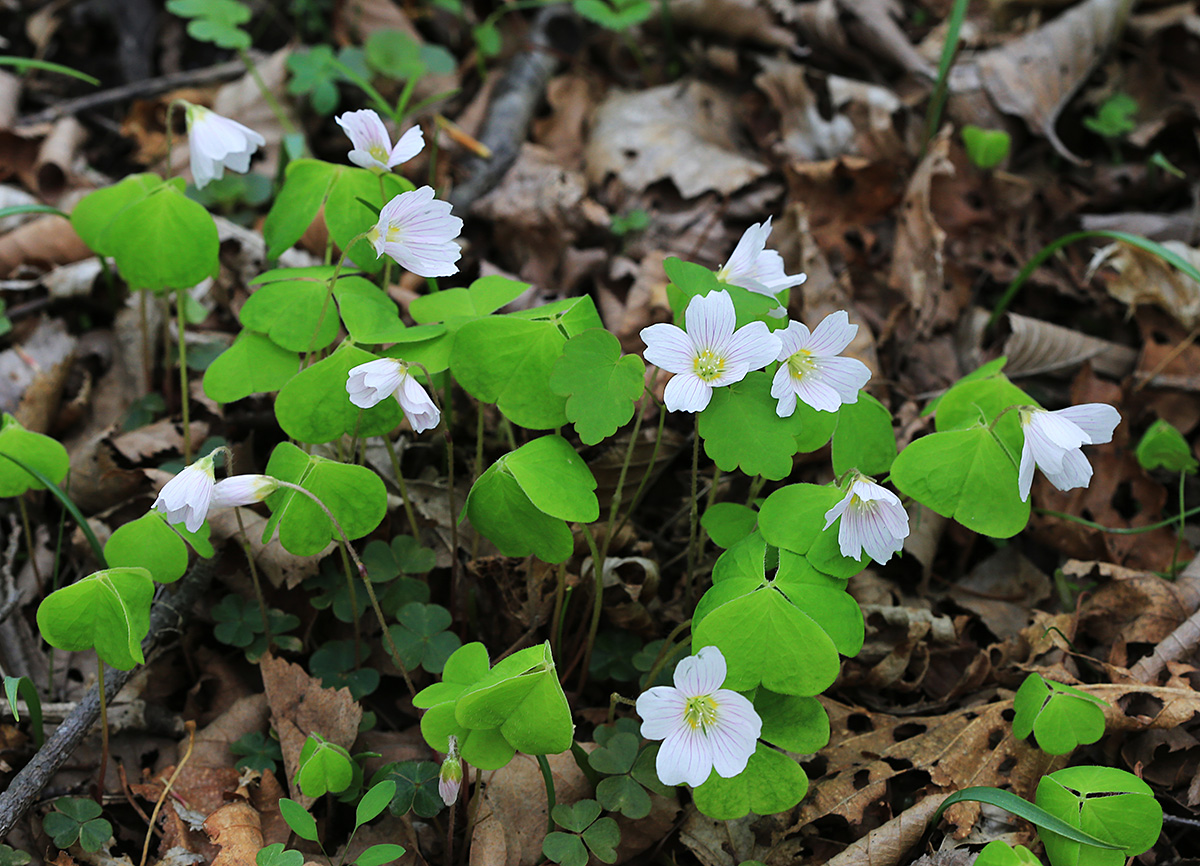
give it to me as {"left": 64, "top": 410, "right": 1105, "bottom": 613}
{"left": 1130, "top": 556, "right": 1200, "bottom": 683}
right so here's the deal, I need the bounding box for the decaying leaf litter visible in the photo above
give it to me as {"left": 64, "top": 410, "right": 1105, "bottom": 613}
{"left": 1, "top": 0, "right": 1200, "bottom": 864}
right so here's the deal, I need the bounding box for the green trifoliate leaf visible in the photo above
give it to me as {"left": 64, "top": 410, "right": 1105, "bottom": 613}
{"left": 710, "top": 530, "right": 774, "bottom": 584}
{"left": 275, "top": 343, "right": 404, "bottom": 443}
{"left": 504, "top": 434, "right": 599, "bottom": 522}
{"left": 543, "top": 833, "right": 587, "bottom": 866}
{"left": 335, "top": 278, "right": 408, "bottom": 343}
{"left": 890, "top": 428, "right": 1029, "bottom": 538}
{"left": 203, "top": 330, "right": 298, "bottom": 402}
{"left": 692, "top": 744, "right": 808, "bottom": 820}
{"left": 1136, "top": 418, "right": 1198, "bottom": 473}
{"left": 552, "top": 799, "right": 601, "bottom": 833}
{"left": 702, "top": 502, "right": 759, "bottom": 549}
{"left": 699, "top": 372, "right": 838, "bottom": 480}
{"left": 297, "top": 736, "right": 355, "bottom": 797}
{"left": 452, "top": 317, "right": 569, "bottom": 429}
{"left": 263, "top": 442, "right": 386, "bottom": 556}
{"left": 758, "top": 484, "right": 868, "bottom": 578}
{"left": 774, "top": 552, "right": 863, "bottom": 656}
{"left": 549, "top": 329, "right": 646, "bottom": 445}
{"left": 596, "top": 775, "right": 650, "bottom": 819}
{"left": 754, "top": 689, "right": 830, "bottom": 753}
{"left": 387, "top": 602, "right": 461, "bottom": 673}
{"left": 36, "top": 568, "right": 154, "bottom": 670}
{"left": 167, "top": 0, "right": 251, "bottom": 49}
{"left": 410, "top": 275, "right": 530, "bottom": 322}
{"left": 1035, "top": 766, "right": 1161, "bottom": 866}
{"left": 0, "top": 413, "right": 69, "bottom": 496}
{"left": 1012, "top": 673, "right": 1107, "bottom": 756}
{"left": 102, "top": 182, "right": 219, "bottom": 293}
{"left": 263, "top": 160, "right": 337, "bottom": 258}
{"left": 831, "top": 392, "right": 896, "bottom": 476}
{"left": 588, "top": 731, "right": 639, "bottom": 775}
{"left": 240, "top": 273, "right": 341, "bottom": 353}
{"left": 922, "top": 356, "right": 1007, "bottom": 417}
{"left": 325, "top": 167, "right": 413, "bottom": 275}
{"left": 71, "top": 173, "right": 163, "bottom": 255}
{"left": 974, "top": 841, "right": 1040, "bottom": 866}
{"left": 665, "top": 258, "right": 783, "bottom": 327}
{"left": 372, "top": 760, "right": 444, "bottom": 818}
{"left": 413, "top": 643, "right": 516, "bottom": 770}
{"left": 934, "top": 372, "right": 1032, "bottom": 458}
{"left": 256, "top": 843, "right": 303, "bottom": 866}
{"left": 104, "top": 512, "right": 188, "bottom": 584}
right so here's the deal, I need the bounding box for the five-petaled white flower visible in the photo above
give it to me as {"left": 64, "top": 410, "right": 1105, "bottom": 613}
{"left": 438, "top": 736, "right": 462, "bottom": 807}
{"left": 368, "top": 187, "right": 463, "bottom": 277}
{"left": 771, "top": 311, "right": 872, "bottom": 416}
{"left": 153, "top": 453, "right": 217, "bottom": 533}
{"left": 336, "top": 109, "right": 424, "bottom": 174}
{"left": 823, "top": 474, "right": 909, "bottom": 565}
{"left": 184, "top": 103, "right": 265, "bottom": 190}
{"left": 1017, "top": 404, "right": 1120, "bottom": 502}
{"left": 346, "top": 357, "right": 441, "bottom": 433}
{"left": 716, "top": 217, "right": 807, "bottom": 301}
{"left": 636, "top": 646, "right": 761, "bottom": 787}
{"left": 640, "top": 290, "right": 781, "bottom": 413}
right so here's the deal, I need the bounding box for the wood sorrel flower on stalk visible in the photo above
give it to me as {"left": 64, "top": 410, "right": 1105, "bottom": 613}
{"left": 439, "top": 735, "right": 462, "bottom": 807}
{"left": 368, "top": 187, "right": 464, "bottom": 277}
{"left": 335, "top": 109, "right": 424, "bottom": 174}
{"left": 771, "top": 311, "right": 872, "bottom": 416}
{"left": 183, "top": 103, "right": 265, "bottom": 189}
{"left": 640, "top": 290, "right": 780, "bottom": 413}
{"left": 823, "top": 473, "right": 909, "bottom": 565}
{"left": 636, "top": 646, "right": 761, "bottom": 787}
{"left": 154, "top": 458, "right": 278, "bottom": 533}
{"left": 715, "top": 217, "right": 807, "bottom": 299}
{"left": 346, "top": 358, "right": 440, "bottom": 433}
{"left": 1017, "top": 404, "right": 1120, "bottom": 502}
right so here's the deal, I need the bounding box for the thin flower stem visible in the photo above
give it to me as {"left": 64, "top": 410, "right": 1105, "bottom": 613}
{"left": 614, "top": 389, "right": 667, "bottom": 537}
{"left": 382, "top": 435, "right": 422, "bottom": 540}
{"left": 16, "top": 497, "right": 41, "bottom": 586}
{"left": 164, "top": 101, "right": 180, "bottom": 181}
{"left": 233, "top": 507, "right": 271, "bottom": 648}
{"left": 644, "top": 619, "right": 693, "bottom": 687}
{"left": 459, "top": 763, "right": 477, "bottom": 866}
{"left": 304, "top": 232, "right": 369, "bottom": 366}
{"left": 472, "top": 404, "right": 485, "bottom": 561}
{"left": 175, "top": 288, "right": 192, "bottom": 463}
{"left": 272, "top": 480, "right": 417, "bottom": 697}
{"left": 1172, "top": 471, "right": 1185, "bottom": 576}
{"left": 603, "top": 393, "right": 648, "bottom": 549}
{"left": 139, "top": 289, "right": 152, "bottom": 395}
{"left": 139, "top": 721, "right": 195, "bottom": 866}
{"left": 577, "top": 524, "right": 604, "bottom": 693}
{"left": 685, "top": 416, "right": 701, "bottom": 603}
{"left": 550, "top": 561, "right": 566, "bottom": 662}
{"left": 536, "top": 754, "right": 556, "bottom": 835}
{"left": 414, "top": 363, "right": 460, "bottom": 590}
{"left": 236, "top": 49, "right": 299, "bottom": 138}
{"left": 339, "top": 541, "right": 363, "bottom": 669}
{"left": 745, "top": 474, "right": 766, "bottom": 506}
{"left": 1035, "top": 503, "right": 1200, "bottom": 534}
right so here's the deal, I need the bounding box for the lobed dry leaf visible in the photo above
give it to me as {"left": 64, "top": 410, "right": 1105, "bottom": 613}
{"left": 1091, "top": 238, "right": 1200, "bottom": 327}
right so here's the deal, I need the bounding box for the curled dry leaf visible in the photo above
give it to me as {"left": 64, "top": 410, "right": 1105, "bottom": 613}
{"left": 754, "top": 58, "right": 857, "bottom": 162}
{"left": 34, "top": 116, "right": 86, "bottom": 201}
{"left": 822, "top": 793, "right": 951, "bottom": 866}
{"left": 1090, "top": 238, "right": 1200, "bottom": 327}
{"left": 669, "top": 0, "right": 794, "bottom": 47}
{"left": 205, "top": 800, "right": 263, "bottom": 866}
{"left": 0, "top": 214, "right": 91, "bottom": 276}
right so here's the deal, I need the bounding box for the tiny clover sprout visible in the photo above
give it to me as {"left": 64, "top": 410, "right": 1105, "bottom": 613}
{"left": 573, "top": 0, "right": 656, "bottom": 30}
{"left": 231, "top": 731, "right": 283, "bottom": 773}
{"left": 306, "top": 553, "right": 428, "bottom": 624}
{"left": 542, "top": 800, "right": 620, "bottom": 866}
{"left": 365, "top": 28, "right": 455, "bottom": 80}
{"left": 37, "top": 568, "right": 154, "bottom": 671}
{"left": 310, "top": 640, "right": 380, "bottom": 700}
{"left": 1136, "top": 418, "right": 1198, "bottom": 473}
{"left": 975, "top": 841, "right": 1041, "bottom": 866}
{"left": 1035, "top": 766, "right": 1162, "bottom": 866}
{"left": 104, "top": 512, "right": 188, "bottom": 584}
{"left": 588, "top": 631, "right": 642, "bottom": 683}
{"left": 0, "top": 845, "right": 31, "bottom": 866}
{"left": 297, "top": 734, "right": 356, "bottom": 798}
{"left": 1012, "top": 673, "right": 1107, "bottom": 755}
{"left": 465, "top": 434, "right": 599, "bottom": 564}
{"left": 4, "top": 675, "right": 45, "bottom": 748}
{"left": 256, "top": 843, "right": 303, "bottom": 866}
{"left": 549, "top": 329, "right": 645, "bottom": 445}
{"left": 0, "top": 414, "right": 69, "bottom": 496}
{"left": 961, "top": 125, "right": 1012, "bottom": 170}
{"left": 370, "top": 760, "right": 444, "bottom": 818}
{"left": 42, "top": 798, "right": 112, "bottom": 853}
{"left": 1083, "top": 92, "right": 1138, "bottom": 140}
{"left": 387, "top": 602, "right": 461, "bottom": 673}
{"left": 211, "top": 594, "right": 301, "bottom": 662}
{"left": 166, "top": 0, "right": 251, "bottom": 49}
{"left": 589, "top": 720, "right": 670, "bottom": 819}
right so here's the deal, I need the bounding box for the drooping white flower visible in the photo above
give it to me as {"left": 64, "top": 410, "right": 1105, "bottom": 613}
{"left": 368, "top": 187, "right": 463, "bottom": 277}
{"left": 823, "top": 474, "right": 909, "bottom": 565}
{"left": 346, "top": 357, "right": 441, "bottom": 433}
{"left": 640, "top": 290, "right": 781, "bottom": 413}
{"left": 771, "top": 311, "right": 872, "bottom": 416}
{"left": 184, "top": 103, "right": 266, "bottom": 189}
{"left": 716, "top": 217, "right": 807, "bottom": 300}
{"left": 1017, "top": 404, "right": 1120, "bottom": 502}
{"left": 210, "top": 475, "right": 279, "bottom": 508}
{"left": 636, "top": 646, "right": 761, "bottom": 788}
{"left": 153, "top": 453, "right": 217, "bottom": 533}
{"left": 335, "top": 109, "right": 424, "bottom": 173}
{"left": 439, "top": 736, "right": 462, "bottom": 807}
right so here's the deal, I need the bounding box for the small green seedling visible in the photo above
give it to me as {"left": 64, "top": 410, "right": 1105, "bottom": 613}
{"left": 542, "top": 799, "right": 620, "bottom": 866}
{"left": 609, "top": 209, "right": 650, "bottom": 236}
{"left": 211, "top": 594, "right": 301, "bottom": 661}
{"left": 589, "top": 720, "right": 671, "bottom": 819}
{"left": 0, "top": 845, "right": 31, "bottom": 866}
{"left": 1012, "top": 672, "right": 1108, "bottom": 755}
{"left": 387, "top": 602, "right": 461, "bottom": 673}
{"left": 3, "top": 675, "right": 44, "bottom": 748}
{"left": 310, "top": 640, "right": 380, "bottom": 699}
{"left": 297, "top": 734, "right": 356, "bottom": 798}
{"left": 43, "top": 798, "right": 113, "bottom": 853}
{"left": 257, "top": 843, "right": 303, "bottom": 866}
{"left": 166, "top": 0, "right": 251, "bottom": 49}
{"left": 1136, "top": 419, "right": 1198, "bottom": 473}
{"left": 961, "top": 125, "right": 1012, "bottom": 170}
{"left": 279, "top": 780, "right": 404, "bottom": 866}
{"left": 371, "top": 760, "right": 444, "bottom": 818}
{"left": 231, "top": 731, "right": 283, "bottom": 773}
{"left": 573, "top": 0, "right": 655, "bottom": 30}
{"left": 975, "top": 840, "right": 1041, "bottom": 866}
{"left": 1083, "top": 92, "right": 1138, "bottom": 140}
{"left": 1035, "top": 766, "right": 1162, "bottom": 866}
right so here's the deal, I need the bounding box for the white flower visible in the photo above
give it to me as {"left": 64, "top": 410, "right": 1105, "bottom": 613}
{"left": 439, "top": 736, "right": 462, "bottom": 807}
{"left": 346, "top": 357, "right": 441, "bottom": 433}
{"left": 210, "top": 475, "right": 279, "bottom": 508}
{"left": 336, "top": 109, "right": 424, "bottom": 174}
{"left": 368, "top": 187, "right": 463, "bottom": 277}
{"left": 823, "top": 474, "right": 909, "bottom": 565}
{"left": 153, "top": 453, "right": 217, "bottom": 533}
{"left": 640, "top": 290, "right": 781, "bottom": 413}
{"left": 716, "top": 217, "right": 807, "bottom": 300}
{"left": 1017, "top": 404, "right": 1120, "bottom": 502}
{"left": 771, "top": 311, "right": 872, "bottom": 416}
{"left": 184, "top": 103, "right": 265, "bottom": 189}
{"left": 636, "top": 646, "right": 761, "bottom": 788}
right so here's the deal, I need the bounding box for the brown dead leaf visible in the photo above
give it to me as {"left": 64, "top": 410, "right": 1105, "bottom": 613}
{"left": 0, "top": 214, "right": 91, "bottom": 276}
{"left": 205, "top": 799, "right": 262, "bottom": 866}
{"left": 531, "top": 74, "right": 595, "bottom": 168}
{"left": 1092, "top": 238, "right": 1200, "bottom": 327}
{"left": 951, "top": 547, "right": 1051, "bottom": 641}
{"left": 755, "top": 59, "right": 857, "bottom": 162}
{"left": 207, "top": 507, "right": 330, "bottom": 589}
{"left": 669, "top": 0, "right": 794, "bottom": 47}
{"left": 260, "top": 653, "right": 363, "bottom": 808}
{"left": 34, "top": 116, "right": 85, "bottom": 201}
{"left": 1074, "top": 559, "right": 1200, "bottom": 648}
{"left": 823, "top": 792, "right": 950, "bottom": 866}
{"left": 586, "top": 80, "right": 769, "bottom": 199}
{"left": 783, "top": 156, "right": 903, "bottom": 264}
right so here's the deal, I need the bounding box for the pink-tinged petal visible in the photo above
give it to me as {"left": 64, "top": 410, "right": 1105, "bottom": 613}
{"left": 684, "top": 290, "right": 736, "bottom": 352}
{"left": 770, "top": 365, "right": 793, "bottom": 400}
{"left": 721, "top": 321, "right": 782, "bottom": 378}
{"left": 375, "top": 187, "right": 463, "bottom": 277}
{"left": 641, "top": 323, "right": 695, "bottom": 374}
{"left": 719, "top": 220, "right": 771, "bottom": 284}
{"left": 153, "top": 455, "right": 217, "bottom": 533}
{"left": 347, "top": 358, "right": 403, "bottom": 408}
{"left": 658, "top": 727, "right": 714, "bottom": 787}
{"left": 348, "top": 151, "right": 390, "bottom": 172}
{"left": 1054, "top": 403, "right": 1120, "bottom": 444}
{"left": 1018, "top": 437, "right": 1036, "bottom": 502}
{"left": 675, "top": 645, "right": 727, "bottom": 696}
{"left": 775, "top": 321, "right": 812, "bottom": 360}
{"left": 804, "top": 311, "right": 858, "bottom": 357}
{"left": 637, "top": 687, "right": 688, "bottom": 739}
{"left": 396, "top": 374, "right": 440, "bottom": 433}
{"left": 336, "top": 109, "right": 390, "bottom": 152}
{"left": 750, "top": 248, "right": 806, "bottom": 293}
{"left": 791, "top": 375, "right": 842, "bottom": 413}
{"left": 712, "top": 690, "right": 763, "bottom": 738}
{"left": 1023, "top": 417, "right": 1068, "bottom": 474}
{"left": 817, "top": 356, "right": 871, "bottom": 399}
{"left": 388, "top": 125, "right": 425, "bottom": 166}
{"left": 663, "top": 373, "right": 713, "bottom": 413}
{"left": 1043, "top": 447, "right": 1094, "bottom": 492}
{"left": 823, "top": 492, "right": 851, "bottom": 529}
{"left": 706, "top": 695, "right": 761, "bottom": 778}
{"left": 211, "top": 475, "right": 278, "bottom": 508}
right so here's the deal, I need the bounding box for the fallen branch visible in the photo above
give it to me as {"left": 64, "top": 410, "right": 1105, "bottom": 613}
{"left": 1130, "top": 555, "right": 1200, "bottom": 684}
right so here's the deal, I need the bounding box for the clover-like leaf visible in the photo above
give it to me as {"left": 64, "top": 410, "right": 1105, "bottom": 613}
{"left": 0, "top": 413, "right": 69, "bottom": 497}
{"left": 549, "top": 329, "right": 645, "bottom": 445}
{"left": 275, "top": 343, "right": 404, "bottom": 443}
{"left": 974, "top": 840, "right": 1041, "bottom": 866}
{"left": 203, "top": 330, "right": 299, "bottom": 403}
{"left": 831, "top": 391, "right": 896, "bottom": 476}
{"left": 692, "top": 744, "right": 808, "bottom": 820}
{"left": 754, "top": 689, "right": 830, "bottom": 754}
{"left": 388, "top": 603, "right": 461, "bottom": 674}
{"left": 452, "top": 317, "right": 569, "bottom": 430}
{"left": 542, "top": 833, "right": 587, "bottom": 866}
{"left": 43, "top": 798, "right": 112, "bottom": 853}
{"left": 37, "top": 568, "right": 154, "bottom": 670}
{"left": 702, "top": 503, "right": 758, "bottom": 549}
{"left": 167, "top": 0, "right": 251, "bottom": 49}
{"left": 1035, "top": 766, "right": 1161, "bottom": 866}
{"left": 257, "top": 843, "right": 304, "bottom": 866}
{"left": 588, "top": 731, "right": 639, "bottom": 775}
{"left": 104, "top": 512, "right": 187, "bottom": 584}
{"left": 71, "top": 173, "right": 163, "bottom": 255}
{"left": 372, "top": 760, "right": 444, "bottom": 818}
{"left": 596, "top": 775, "right": 651, "bottom": 819}
{"left": 311, "top": 640, "right": 380, "bottom": 700}
{"left": 1137, "top": 418, "right": 1198, "bottom": 473}
{"left": 297, "top": 735, "right": 355, "bottom": 798}
{"left": 961, "top": 126, "right": 1011, "bottom": 170}
{"left": 1012, "top": 673, "right": 1107, "bottom": 756}
{"left": 758, "top": 484, "right": 868, "bottom": 579}
{"left": 232, "top": 731, "right": 283, "bottom": 773}
{"left": 101, "top": 182, "right": 219, "bottom": 293}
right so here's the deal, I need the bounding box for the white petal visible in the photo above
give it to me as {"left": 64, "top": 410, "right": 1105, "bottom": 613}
{"left": 774, "top": 388, "right": 798, "bottom": 418}
{"left": 718, "top": 220, "right": 770, "bottom": 285}
{"left": 376, "top": 187, "right": 463, "bottom": 277}
{"left": 675, "top": 646, "right": 727, "bottom": 696}
{"left": 396, "top": 373, "right": 440, "bottom": 433}
{"left": 210, "top": 475, "right": 278, "bottom": 508}
{"left": 657, "top": 727, "right": 714, "bottom": 787}
{"left": 186, "top": 105, "right": 263, "bottom": 188}
{"left": 1054, "top": 403, "right": 1120, "bottom": 444}
{"left": 775, "top": 321, "right": 812, "bottom": 360}
{"left": 792, "top": 375, "right": 842, "bottom": 413}
{"left": 805, "top": 311, "right": 858, "bottom": 357}
{"left": 336, "top": 109, "right": 390, "bottom": 153}
{"left": 823, "top": 491, "right": 852, "bottom": 529}
{"left": 1043, "top": 447, "right": 1094, "bottom": 492}
{"left": 641, "top": 323, "right": 695, "bottom": 374}
{"left": 1018, "top": 437, "right": 1036, "bottom": 502}
{"left": 153, "top": 457, "right": 216, "bottom": 533}
{"left": 663, "top": 373, "right": 712, "bottom": 413}
{"left": 347, "top": 358, "right": 403, "bottom": 408}
{"left": 637, "top": 687, "right": 688, "bottom": 739}
{"left": 817, "top": 355, "right": 871, "bottom": 399}
{"left": 1024, "top": 416, "right": 1069, "bottom": 474}
{"left": 684, "top": 290, "right": 736, "bottom": 353}
{"left": 388, "top": 125, "right": 425, "bottom": 167}
{"left": 720, "top": 321, "right": 782, "bottom": 379}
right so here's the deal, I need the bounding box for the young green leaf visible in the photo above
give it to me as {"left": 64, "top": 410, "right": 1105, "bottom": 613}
{"left": 355, "top": 780, "right": 397, "bottom": 827}
{"left": 1136, "top": 418, "right": 1198, "bottom": 473}
{"left": 71, "top": 174, "right": 164, "bottom": 254}
{"left": 3, "top": 675, "right": 44, "bottom": 747}
{"left": 43, "top": 798, "right": 113, "bottom": 852}
{"left": 549, "top": 329, "right": 646, "bottom": 445}
{"left": 974, "top": 840, "right": 1041, "bottom": 866}
{"left": 355, "top": 844, "right": 407, "bottom": 866}
{"left": 104, "top": 512, "right": 188, "bottom": 584}
{"left": 388, "top": 602, "right": 461, "bottom": 673}
{"left": 371, "top": 760, "right": 444, "bottom": 818}
{"left": 753, "top": 689, "right": 830, "bottom": 754}
{"left": 278, "top": 798, "right": 319, "bottom": 842}
{"left": 1012, "top": 673, "right": 1107, "bottom": 755}
{"left": 961, "top": 126, "right": 1012, "bottom": 170}
{"left": 297, "top": 736, "right": 355, "bottom": 797}
{"left": 256, "top": 843, "right": 304, "bottom": 866}
{"left": 831, "top": 392, "right": 896, "bottom": 476}
{"left": 692, "top": 745, "right": 808, "bottom": 820}
{"left": 701, "top": 503, "right": 759, "bottom": 549}
{"left": 232, "top": 731, "right": 283, "bottom": 773}
{"left": 203, "top": 330, "right": 299, "bottom": 403}
{"left": 0, "top": 414, "right": 69, "bottom": 497}
{"left": 1035, "top": 767, "right": 1161, "bottom": 866}
{"left": 274, "top": 344, "right": 404, "bottom": 443}
{"left": 102, "top": 182, "right": 219, "bottom": 293}
{"left": 37, "top": 568, "right": 154, "bottom": 670}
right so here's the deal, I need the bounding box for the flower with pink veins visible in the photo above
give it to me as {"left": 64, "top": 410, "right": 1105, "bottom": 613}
{"left": 184, "top": 103, "right": 265, "bottom": 189}
{"left": 636, "top": 646, "right": 761, "bottom": 788}
{"left": 335, "top": 109, "right": 424, "bottom": 173}
{"left": 1017, "top": 404, "right": 1120, "bottom": 501}
{"left": 640, "top": 290, "right": 781, "bottom": 413}
{"left": 716, "top": 217, "right": 807, "bottom": 301}
{"left": 771, "top": 311, "right": 872, "bottom": 416}
{"left": 346, "top": 357, "right": 440, "bottom": 433}
{"left": 823, "top": 473, "right": 909, "bottom": 565}
{"left": 368, "top": 187, "right": 463, "bottom": 277}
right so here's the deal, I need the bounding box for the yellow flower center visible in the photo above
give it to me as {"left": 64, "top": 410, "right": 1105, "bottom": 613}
{"left": 787, "top": 349, "right": 816, "bottom": 381}
{"left": 693, "top": 349, "right": 725, "bottom": 382}
{"left": 683, "top": 695, "right": 719, "bottom": 732}
{"left": 369, "top": 144, "right": 390, "bottom": 163}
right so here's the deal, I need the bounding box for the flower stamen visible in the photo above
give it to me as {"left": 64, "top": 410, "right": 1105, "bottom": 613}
{"left": 692, "top": 349, "right": 726, "bottom": 381}
{"left": 683, "top": 695, "right": 719, "bottom": 732}
{"left": 786, "top": 349, "right": 817, "bottom": 380}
